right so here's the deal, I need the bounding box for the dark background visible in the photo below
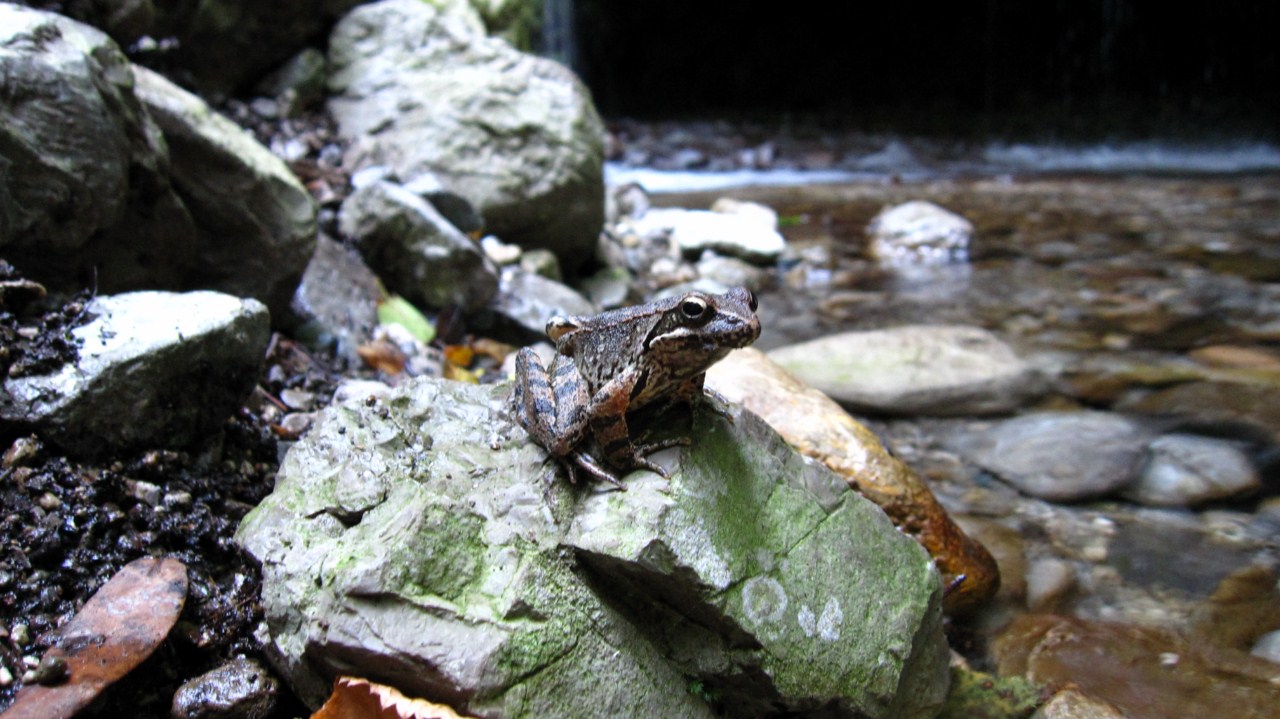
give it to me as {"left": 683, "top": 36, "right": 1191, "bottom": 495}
{"left": 572, "top": 1, "right": 1280, "bottom": 140}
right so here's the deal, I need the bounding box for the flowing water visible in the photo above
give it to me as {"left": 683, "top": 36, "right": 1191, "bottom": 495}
{"left": 624, "top": 158, "right": 1280, "bottom": 702}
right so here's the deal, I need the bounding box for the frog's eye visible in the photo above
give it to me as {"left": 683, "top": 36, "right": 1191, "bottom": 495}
{"left": 680, "top": 297, "right": 709, "bottom": 321}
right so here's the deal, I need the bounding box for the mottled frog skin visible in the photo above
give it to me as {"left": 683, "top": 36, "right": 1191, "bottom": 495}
{"left": 513, "top": 286, "right": 760, "bottom": 488}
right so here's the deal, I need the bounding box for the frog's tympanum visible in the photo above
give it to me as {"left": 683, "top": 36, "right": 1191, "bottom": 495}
{"left": 513, "top": 287, "right": 761, "bottom": 488}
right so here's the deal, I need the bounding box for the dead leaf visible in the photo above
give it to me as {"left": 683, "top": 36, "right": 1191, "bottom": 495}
{"left": 357, "top": 340, "right": 407, "bottom": 375}
{"left": 4, "top": 556, "right": 188, "bottom": 719}
{"left": 311, "top": 676, "right": 474, "bottom": 719}
{"left": 442, "top": 344, "right": 474, "bottom": 368}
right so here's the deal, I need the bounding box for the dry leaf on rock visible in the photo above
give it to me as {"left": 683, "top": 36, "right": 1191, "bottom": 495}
{"left": 3, "top": 556, "right": 188, "bottom": 719}
{"left": 311, "top": 677, "right": 473, "bottom": 719}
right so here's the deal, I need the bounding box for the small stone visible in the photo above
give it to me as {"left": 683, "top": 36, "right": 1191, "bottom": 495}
{"left": 2, "top": 436, "right": 42, "bottom": 468}
{"left": 30, "top": 654, "right": 68, "bottom": 685}
{"left": 866, "top": 200, "right": 973, "bottom": 265}
{"left": 11, "top": 623, "right": 30, "bottom": 647}
{"left": 171, "top": 657, "right": 279, "bottom": 719}
{"left": 163, "top": 492, "right": 193, "bottom": 511}
{"left": 128, "top": 480, "right": 163, "bottom": 507}
{"left": 1031, "top": 687, "right": 1126, "bottom": 719}
{"left": 1025, "top": 558, "right": 1077, "bottom": 611}
{"left": 1124, "top": 434, "right": 1260, "bottom": 507}
{"left": 36, "top": 493, "right": 60, "bottom": 511}
{"left": 0, "top": 664, "right": 12, "bottom": 687}
{"left": 519, "top": 249, "right": 562, "bottom": 281}
{"left": 278, "top": 388, "right": 316, "bottom": 411}
{"left": 277, "top": 413, "right": 316, "bottom": 439}
{"left": 1251, "top": 630, "right": 1280, "bottom": 663}
{"left": 481, "top": 236, "right": 522, "bottom": 266}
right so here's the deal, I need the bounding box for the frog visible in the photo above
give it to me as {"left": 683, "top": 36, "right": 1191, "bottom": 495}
{"left": 512, "top": 286, "right": 761, "bottom": 489}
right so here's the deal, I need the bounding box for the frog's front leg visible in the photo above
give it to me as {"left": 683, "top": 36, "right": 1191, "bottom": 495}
{"left": 588, "top": 376, "right": 688, "bottom": 478}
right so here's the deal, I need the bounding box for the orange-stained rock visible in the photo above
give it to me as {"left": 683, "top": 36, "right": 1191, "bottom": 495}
{"left": 707, "top": 347, "right": 1000, "bottom": 614}
{"left": 992, "top": 614, "right": 1280, "bottom": 719}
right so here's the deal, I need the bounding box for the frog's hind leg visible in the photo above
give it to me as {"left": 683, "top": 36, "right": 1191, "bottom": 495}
{"left": 514, "top": 349, "right": 589, "bottom": 455}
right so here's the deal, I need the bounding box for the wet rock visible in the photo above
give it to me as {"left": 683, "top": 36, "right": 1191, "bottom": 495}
{"left": 485, "top": 267, "right": 596, "bottom": 340}
{"left": 0, "top": 6, "right": 198, "bottom": 297}
{"left": 338, "top": 180, "right": 498, "bottom": 312}
{"left": 401, "top": 173, "right": 486, "bottom": 236}
{"left": 630, "top": 206, "right": 787, "bottom": 264}
{"left": 237, "top": 378, "right": 949, "bottom": 718}
{"left": 993, "top": 614, "right": 1280, "bottom": 719}
{"left": 291, "top": 234, "right": 384, "bottom": 364}
{"left": 696, "top": 251, "right": 770, "bottom": 292}
{"left": 1119, "top": 379, "right": 1280, "bottom": 441}
{"left": 706, "top": 348, "right": 1000, "bottom": 615}
{"left": 1189, "top": 564, "right": 1280, "bottom": 652}
{"left": 132, "top": 65, "right": 318, "bottom": 323}
{"left": 1, "top": 291, "right": 269, "bottom": 457}
{"left": 768, "top": 325, "right": 1045, "bottom": 416}
{"left": 866, "top": 201, "right": 972, "bottom": 265}
{"left": 57, "top": 1, "right": 364, "bottom": 97}
{"left": 518, "top": 249, "right": 562, "bottom": 281}
{"left": 1124, "top": 433, "right": 1260, "bottom": 507}
{"left": 171, "top": 657, "right": 279, "bottom": 719}
{"left": 1030, "top": 688, "right": 1126, "bottom": 719}
{"left": 1253, "top": 631, "right": 1280, "bottom": 663}
{"left": 328, "top": 0, "right": 605, "bottom": 267}
{"left": 254, "top": 48, "right": 328, "bottom": 117}
{"left": 951, "top": 412, "right": 1151, "bottom": 501}
{"left": 1024, "top": 558, "right": 1077, "bottom": 612}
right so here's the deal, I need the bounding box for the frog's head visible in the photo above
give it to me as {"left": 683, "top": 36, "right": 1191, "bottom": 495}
{"left": 648, "top": 287, "right": 761, "bottom": 368}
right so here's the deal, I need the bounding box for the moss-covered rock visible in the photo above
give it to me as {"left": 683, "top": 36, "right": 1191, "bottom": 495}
{"left": 237, "top": 378, "right": 949, "bottom": 717}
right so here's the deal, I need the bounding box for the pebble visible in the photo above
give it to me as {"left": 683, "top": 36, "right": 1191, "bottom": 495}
{"left": 1123, "top": 434, "right": 1260, "bottom": 507}
{"left": 1251, "top": 630, "right": 1280, "bottom": 663}
{"left": 866, "top": 200, "right": 973, "bottom": 265}
{"left": 1025, "top": 558, "right": 1077, "bottom": 611}
{"left": 11, "top": 623, "right": 30, "bottom": 647}
{"left": 128, "top": 480, "right": 163, "bottom": 507}
{"left": 2, "top": 436, "right": 42, "bottom": 468}
{"left": 170, "top": 657, "right": 280, "bottom": 719}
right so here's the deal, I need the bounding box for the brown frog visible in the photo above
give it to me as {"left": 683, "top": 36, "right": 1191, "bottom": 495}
{"left": 512, "top": 286, "right": 761, "bottom": 488}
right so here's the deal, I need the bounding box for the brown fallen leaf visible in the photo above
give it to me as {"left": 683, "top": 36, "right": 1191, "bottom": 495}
{"left": 4, "top": 556, "right": 188, "bottom": 719}
{"left": 312, "top": 677, "right": 474, "bottom": 719}
{"left": 357, "top": 339, "right": 408, "bottom": 375}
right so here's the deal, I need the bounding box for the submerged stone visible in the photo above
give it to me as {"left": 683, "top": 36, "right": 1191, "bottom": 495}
{"left": 236, "top": 378, "right": 949, "bottom": 718}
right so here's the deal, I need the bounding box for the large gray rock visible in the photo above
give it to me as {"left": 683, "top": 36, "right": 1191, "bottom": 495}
{"left": 236, "top": 379, "right": 949, "bottom": 718}
{"left": 0, "top": 6, "right": 198, "bottom": 295}
{"left": 132, "top": 65, "right": 318, "bottom": 322}
{"left": 485, "top": 267, "right": 596, "bottom": 341}
{"left": 768, "top": 325, "right": 1045, "bottom": 416}
{"left": 327, "top": 0, "right": 605, "bottom": 267}
{"left": 338, "top": 180, "right": 498, "bottom": 312}
{"left": 52, "top": 0, "right": 366, "bottom": 97}
{"left": 1, "top": 291, "right": 269, "bottom": 457}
